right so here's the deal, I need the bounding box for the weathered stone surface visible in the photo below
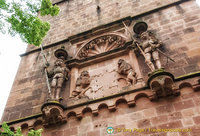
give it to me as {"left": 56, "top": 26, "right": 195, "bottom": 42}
{"left": 1, "top": 1, "right": 200, "bottom": 136}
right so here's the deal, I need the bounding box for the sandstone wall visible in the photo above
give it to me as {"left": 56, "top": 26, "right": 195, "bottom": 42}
{"left": 1, "top": 1, "right": 200, "bottom": 136}
{"left": 3, "top": 78, "right": 200, "bottom": 136}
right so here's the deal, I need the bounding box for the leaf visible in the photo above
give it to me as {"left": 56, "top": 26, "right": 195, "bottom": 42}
{"left": 1, "top": 122, "right": 15, "bottom": 136}
{"left": 1, "top": 122, "right": 43, "bottom": 136}
{"left": 40, "top": 0, "right": 60, "bottom": 16}
{"left": 0, "top": 0, "right": 60, "bottom": 46}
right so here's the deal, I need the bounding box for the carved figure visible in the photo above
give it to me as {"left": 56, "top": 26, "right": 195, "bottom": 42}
{"left": 71, "top": 71, "right": 91, "bottom": 98}
{"left": 140, "top": 31, "right": 162, "bottom": 71}
{"left": 50, "top": 56, "right": 70, "bottom": 101}
{"left": 117, "top": 59, "right": 137, "bottom": 85}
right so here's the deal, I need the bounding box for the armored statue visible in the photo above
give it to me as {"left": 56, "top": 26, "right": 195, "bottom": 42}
{"left": 50, "top": 56, "right": 70, "bottom": 101}
{"left": 131, "top": 21, "right": 167, "bottom": 72}
{"left": 117, "top": 59, "right": 137, "bottom": 86}
{"left": 71, "top": 71, "right": 91, "bottom": 98}
{"left": 140, "top": 31, "right": 162, "bottom": 71}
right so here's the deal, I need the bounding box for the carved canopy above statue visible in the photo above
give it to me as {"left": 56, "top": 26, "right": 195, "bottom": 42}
{"left": 76, "top": 33, "right": 127, "bottom": 59}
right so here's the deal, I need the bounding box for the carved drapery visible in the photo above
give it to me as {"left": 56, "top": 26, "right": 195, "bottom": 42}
{"left": 76, "top": 34, "right": 127, "bottom": 59}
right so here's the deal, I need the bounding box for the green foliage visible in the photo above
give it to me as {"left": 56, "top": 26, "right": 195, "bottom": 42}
{"left": 28, "top": 129, "right": 43, "bottom": 136}
{"left": 7, "top": 3, "right": 50, "bottom": 46}
{"left": 0, "top": 122, "right": 43, "bottom": 136}
{"left": 0, "top": 0, "right": 8, "bottom": 33}
{"left": 40, "top": 0, "right": 60, "bottom": 16}
{"left": 0, "top": 122, "right": 15, "bottom": 136}
{"left": 0, "top": 0, "right": 60, "bottom": 46}
{"left": 0, "top": 0, "right": 8, "bottom": 10}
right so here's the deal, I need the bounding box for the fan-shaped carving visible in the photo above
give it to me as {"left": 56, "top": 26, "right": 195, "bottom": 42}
{"left": 77, "top": 34, "right": 126, "bottom": 59}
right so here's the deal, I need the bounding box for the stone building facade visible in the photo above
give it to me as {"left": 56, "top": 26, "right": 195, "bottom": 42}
{"left": 1, "top": 0, "right": 200, "bottom": 136}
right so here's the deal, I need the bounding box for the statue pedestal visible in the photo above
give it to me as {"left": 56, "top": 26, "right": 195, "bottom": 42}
{"left": 147, "top": 69, "right": 180, "bottom": 101}
{"left": 41, "top": 101, "right": 66, "bottom": 127}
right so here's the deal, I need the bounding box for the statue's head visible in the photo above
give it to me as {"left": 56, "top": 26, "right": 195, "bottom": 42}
{"left": 80, "top": 71, "right": 89, "bottom": 77}
{"left": 55, "top": 58, "right": 64, "bottom": 66}
{"left": 118, "top": 59, "right": 125, "bottom": 66}
{"left": 140, "top": 31, "right": 149, "bottom": 41}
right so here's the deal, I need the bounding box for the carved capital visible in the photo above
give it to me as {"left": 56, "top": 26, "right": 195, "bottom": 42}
{"left": 41, "top": 102, "right": 66, "bottom": 127}
{"left": 147, "top": 70, "right": 179, "bottom": 100}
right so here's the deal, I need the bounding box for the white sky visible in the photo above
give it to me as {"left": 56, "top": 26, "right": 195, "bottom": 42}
{"left": 0, "top": 33, "right": 26, "bottom": 120}
{"left": 0, "top": 0, "right": 200, "bottom": 123}
{"left": 197, "top": 0, "right": 200, "bottom": 6}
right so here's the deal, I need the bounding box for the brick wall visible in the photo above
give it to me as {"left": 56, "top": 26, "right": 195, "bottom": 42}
{"left": 1, "top": 1, "right": 200, "bottom": 136}
{"left": 47, "top": 88, "right": 200, "bottom": 136}
{"left": 136, "top": 0, "right": 200, "bottom": 78}
{"left": 27, "top": 0, "right": 180, "bottom": 51}
{"left": 5, "top": 80, "right": 200, "bottom": 136}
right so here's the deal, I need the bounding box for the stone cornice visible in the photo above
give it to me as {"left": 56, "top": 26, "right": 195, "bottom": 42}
{"left": 1, "top": 70, "right": 200, "bottom": 127}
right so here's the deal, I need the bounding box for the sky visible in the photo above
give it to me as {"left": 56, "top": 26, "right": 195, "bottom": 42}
{"left": 0, "top": 0, "right": 200, "bottom": 123}
{"left": 0, "top": 33, "right": 27, "bottom": 120}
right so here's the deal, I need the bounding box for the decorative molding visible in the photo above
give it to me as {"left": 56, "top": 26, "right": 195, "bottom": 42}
{"left": 2, "top": 72, "right": 200, "bottom": 127}
{"left": 76, "top": 33, "right": 127, "bottom": 59}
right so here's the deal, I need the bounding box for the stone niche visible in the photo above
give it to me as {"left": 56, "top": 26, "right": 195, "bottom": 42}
{"left": 67, "top": 32, "right": 145, "bottom": 100}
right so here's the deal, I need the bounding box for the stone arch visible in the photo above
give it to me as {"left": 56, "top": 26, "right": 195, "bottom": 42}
{"left": 179, "top": 82, "right": 193, "bottom": 89}
{"left": 98, "top": 103, "right": 108, "bottom": 110}
{"left": 134, "top": 93, "right": 149, "bottom": 101}
{"left": 179, "top": 82, "right": 194, "bottom": 94}
{"left": 115, "top": 98, "right": 128, "bottom": 106}
{"left": 21, "top": 123, "right": 29, "bottom": 134}
{"left": 33, "top": 120, "right": 43, "bottom": 130}
{"left": 82, "top": 107, "right": 92, "bottom": 115}
{"left": 75, "top": 33, "right": 128, "bottom": 59}
{"left": 67, "top": 111, "right": 77, "bottom": 119}
{"left": 10, "top": 127, "right": 15, "bottom": 132}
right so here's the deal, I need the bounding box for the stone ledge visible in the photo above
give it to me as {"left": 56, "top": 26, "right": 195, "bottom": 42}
{"left": 1, "top": 70, "right": 200, "bottom": 127}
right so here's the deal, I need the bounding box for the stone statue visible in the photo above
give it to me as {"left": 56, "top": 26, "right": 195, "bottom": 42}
{"left": 140, "top": 31, "right": 162, "bottom": 71}
{"left": 71, "top": 71, "right": 91, "bottom": 98}
{"left": 117, "top": 59, "right": 137, "bottom": 86}
{"left": 50, "top": 56, "right": 70, "bottom": 101}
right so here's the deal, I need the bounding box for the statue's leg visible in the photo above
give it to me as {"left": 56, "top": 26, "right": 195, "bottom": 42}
{"left": 152, "top": 50, "right": 162, "bottom": 69}
{"left": 56, "top": 78, "right": 63, "bottom": 100}
{"left": 145, "top": 53, "right": 155, "bottom": 71}
{"left": 51, "top": 79, "right": 57, "bottom": 100}
{"left": 127, "top": 71, "right": 136, "bottom": 85}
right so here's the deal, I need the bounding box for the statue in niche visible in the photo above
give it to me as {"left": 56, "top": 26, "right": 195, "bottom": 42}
{"left": 132, "top": 21, "right": 169, "bottom": 72}
{"left": 71, "top": 70, "right": 91, "bottom": 98}
{"left": 49, "top": 56, "right": 70, "bottom": 101}
{"left": 140, "top": 31, "right": 162, "bottom": 71}
{"left": 117, "top": 59, "right": 137, "bottom": 86}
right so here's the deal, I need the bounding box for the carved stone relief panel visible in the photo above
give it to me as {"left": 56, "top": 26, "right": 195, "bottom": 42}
{"left": 69, "top": 52, "right": 145, "bottom": 100}
{"left": 117, "top": 59, "right": 137, "bottom": 86}
{"left": 71, "top": 71, "right": 91, "bottom": 98}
